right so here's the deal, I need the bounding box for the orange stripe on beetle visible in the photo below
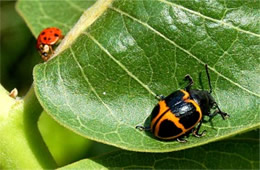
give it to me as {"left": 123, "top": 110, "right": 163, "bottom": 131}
{"left": 186, "top": 99, "right": 202, "bottom": 121}
{"left": 180, "top": 89, "right": 189, "bottom": 100}
{"left": 154, "top": 110, "right": 186, "bottom": 137}
{"left": 151, "top": 100, "right": 169, "bottom": 130}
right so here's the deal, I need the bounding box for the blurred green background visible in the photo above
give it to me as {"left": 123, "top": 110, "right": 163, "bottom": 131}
{"left": 1, "top": 1, "right": 39, "bottom": 95}
{"left": 0, "top": 1, "right": 117, "bottom": 167}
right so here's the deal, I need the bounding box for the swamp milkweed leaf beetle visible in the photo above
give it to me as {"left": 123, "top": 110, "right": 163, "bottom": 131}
{"left": 36, "top": 27, "right": 64, "bottom": 61}
{"left": 136, "top": 64, "right": 229, "bottom": 142}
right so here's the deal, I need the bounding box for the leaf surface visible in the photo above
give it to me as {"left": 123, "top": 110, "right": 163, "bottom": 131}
{"left": 60, "top": 130, "right": 260, "bottom": 169}
{"left": 17, "top": 0, "right": 260, "bottom": 152}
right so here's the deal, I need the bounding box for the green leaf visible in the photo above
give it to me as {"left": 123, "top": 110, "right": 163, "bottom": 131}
{"left": 38, "top": 111, "right": 92, "bottom": 166}
{"left": 60, "top": 129, "right": 260, "bottom": 169}
{"left": 16, "top": 0, "right": 96, "bottom": 37}
{"left": 0, "top": 85, "right": 56, "bottom": 169}
{"left": 17, "top": 0, "right": 260, "bottom": 152}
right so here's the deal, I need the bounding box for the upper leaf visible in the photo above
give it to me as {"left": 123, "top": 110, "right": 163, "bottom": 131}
{"left": 17, "top": 0, "right": 260, "bottom": 152}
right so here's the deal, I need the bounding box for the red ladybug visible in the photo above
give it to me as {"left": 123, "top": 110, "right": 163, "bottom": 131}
{"left": 36, "top": 27, "right": 63, "bottom": 61}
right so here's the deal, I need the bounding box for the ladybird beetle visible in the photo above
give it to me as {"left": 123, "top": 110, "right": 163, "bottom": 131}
{"left": 36, "top": 27, "right": 63, "bottom": 61}
{"left": 136, "top": 64, "right": 229, "bottom": 142}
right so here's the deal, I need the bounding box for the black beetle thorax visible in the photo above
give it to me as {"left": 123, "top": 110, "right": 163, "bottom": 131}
{"left": 189, "top": 90, "right": 215, "bottom": 115}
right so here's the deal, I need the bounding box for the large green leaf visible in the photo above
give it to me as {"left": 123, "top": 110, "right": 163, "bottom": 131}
{"left": 17, "top": 0, "right": 260, "bottom": 152}
{"left": 60, "top": 130, "right": 260, "bottom": 169}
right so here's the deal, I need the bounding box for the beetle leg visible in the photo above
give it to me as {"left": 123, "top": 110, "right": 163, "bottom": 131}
{"left": 208, "top": 110, "right": 218, "bottom": 119}
{"left": 193, "top": 130, "right": 206, "bottom": 137}
{"left": 192, "top": 120, "right": 206, "bottom": 137}
{"left": 155, "top": 94, "right": 165, "bottom": 101}
{"left": 136, "top": 125, "right": 151, "bottom": 131}
{"left": 184, "top": 74, "right": 193, "bottom": 92}
{"left": 215, "top": 104, "right": 230, "bottom": 120}
{"left": 209, "top": 103, "right": 230, "bottom": 120}
{"left": 177, "top": 138, "right": 187, "bottom": 143}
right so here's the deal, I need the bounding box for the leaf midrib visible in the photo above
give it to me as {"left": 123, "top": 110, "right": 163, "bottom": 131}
{"left": 52, "top": 0, "right": 115, "bottom": 60}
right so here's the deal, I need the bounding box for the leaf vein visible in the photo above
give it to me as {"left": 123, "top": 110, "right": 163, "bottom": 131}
{"left": 84, "top": 32, "right": 157, "bottom": 97}
{"left": 56, "top": 57, "right": 95, "bottom": 132}
{"left": 69, "top": 47, "right": 121, "bottom": 123}
{"left": 110, "top": 6, "right": 260, "bottom": 98}
{"left": 159, "top": 0, "right": 260, "bottom": 37}
{"left": 153, "top": 157, "right": 207, "bottom": 169}
{"left": 207, "top": 151, "right": 256, "bottom": 165}
{"left": 120, "top": 14, "right": 154, "bottom": 85}
{"left": 64, "top": 0, "right": 85, "bottom": 12}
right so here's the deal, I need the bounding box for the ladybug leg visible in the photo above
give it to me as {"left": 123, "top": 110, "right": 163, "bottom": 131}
{"left": 155, "top": 94, "right": 165, "bottom": 101}
{"left": 136, "top": 125, "right": 151, "bottom": 131}
{"left": 176, "top": 138, "right": 187, "bottom": 143}
{"left": 184, "top": 74, "right": 193, "bottom": 92}
{"left": 60, "top": 35, "right": 65, "bottom": 39}
{"left": 192, "top": 120, "right": 206, "bottom": 137}
{"left": 49, "top": 45, "right": 54, "bottom": 55}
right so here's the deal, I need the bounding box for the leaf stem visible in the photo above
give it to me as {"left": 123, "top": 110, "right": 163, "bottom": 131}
{"left": 0, "top": 84, "right": 57, "bottom": 169}
{"left": 50, "top": 0, "right": 114, "bottom": 61}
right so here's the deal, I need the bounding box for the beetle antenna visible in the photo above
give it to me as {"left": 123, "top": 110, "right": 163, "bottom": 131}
{"left": 205, "top": 64, "right": 213, "bottom": 94}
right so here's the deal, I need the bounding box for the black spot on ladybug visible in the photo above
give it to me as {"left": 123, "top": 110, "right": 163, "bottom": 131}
{"left": 48, "top": 38, "right": 51, "bottom": 40}
{"left": 50, "top": 30, "right": 53, "bottom": 33}
{"left": 41, "top": 32, "right": 45, "bottom": 35}
{"left": 54, "top": 33, "right": 59, "bottom": 37}
{"left": 43, "top": 37, "right": 47, "bottom": 40}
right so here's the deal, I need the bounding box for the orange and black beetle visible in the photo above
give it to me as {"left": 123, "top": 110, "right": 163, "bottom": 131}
{"left": 136, "top": 64, "right": 229, "bottom": 142}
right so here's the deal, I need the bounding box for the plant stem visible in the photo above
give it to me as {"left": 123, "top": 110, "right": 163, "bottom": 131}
{"left": 0, "top": 84, "right": 57, "bottom": 169}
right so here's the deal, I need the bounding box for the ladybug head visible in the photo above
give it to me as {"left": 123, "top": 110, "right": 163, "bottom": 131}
{"left": 42, "top": 52, "right": 48, "bottom": 57}
{"left": 42, "top": 44, "right": 50, "bottom": 53}
{"left": 41, "top": 52, "right": 50, "bottom": 61}
{"left": 38, "top": 44, "right": 51, "bottom": 61}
